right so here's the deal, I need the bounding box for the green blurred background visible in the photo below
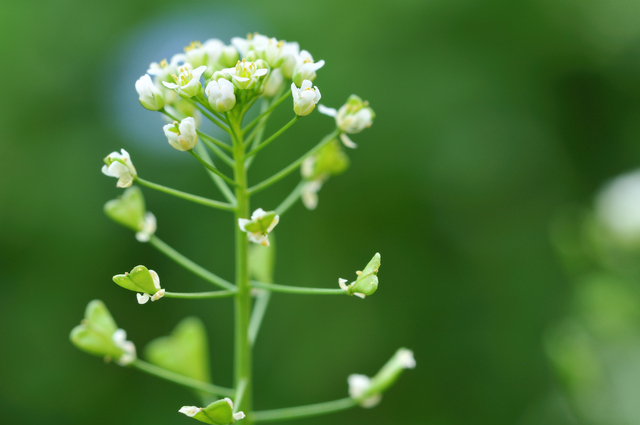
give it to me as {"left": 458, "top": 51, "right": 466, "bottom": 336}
{"left": 3, "top": 0, "right": 640, "bottom": 424}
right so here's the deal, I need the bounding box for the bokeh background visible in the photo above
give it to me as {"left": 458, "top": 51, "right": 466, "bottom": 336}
{"left": 3, "top": 0, "right": 640, "bottom": 424}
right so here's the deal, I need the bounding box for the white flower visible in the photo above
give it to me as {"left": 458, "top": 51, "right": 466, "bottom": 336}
{"left": 135, "top": 269, "right": 164, "bottom": 304}
{"left": 319, "top": 96, "right": 375, "bottom": 148}
{"left": 302, "top": 180, "right": 323, "bottom": 210}
{"left": 135, "top": 74, "right": 165, "bottom": 111}
{"left": 596, "top": 169, "right": 640, "bottom": 244}
{"left": 292, "top": 50, "right": 324, "bottom": 86}
{"left": 162, "top": 63, "right": 207, "bottom": 97}
{"left": 238, "top": 208, "right": 279, "bottom": 246}
{"left": 397, "top": 348, "right": 416, "bottom": 369}
{"left": 263, "top": 68, "right": 284, "bottom": 97}
{"left": 135, "top": 212, "right": 156, "bottom": 242}
{"left": 348, "top": 374, "right": 382, "bottom": 408}
{"left": 221, "top": 59, "right": 268, "bottom": 90}
{"left": 163, "top": 117, "right": 198, "bottom": 151}
{"left": 147, "top": 55, "right": 183, "bottom": 83}
{"left": 102, "top": 149, "right": 137, "bottom": 188}
{"left": 184, "top": 41, "right": 207, "bottom": 68}
{"left": 291, "top": 80, "right": 321, "bottom": 116}
{"left": 205, "top": 78, "right": 236, "bottom": 113}
{"left": 112, "top": 329, "right": 136, "bottom": 366}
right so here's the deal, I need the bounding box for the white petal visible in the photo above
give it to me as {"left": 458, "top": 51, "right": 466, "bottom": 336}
{"left": 318, "top": 104, "right": 337, "bottom": 117}
{"left": 179, "top": 406, "right": 201, "bottom": 417}
{"left": 151, "top": 289, "right": 165, "bottom": 302}
{"left": 398, "top": 349, "right": 416, "bottom": 369}
{"left": 340, "top": 133, "right": 358, "bottom": 149}
{"left": 255, "top": 68, "right": 268, "bottom": 77}
{"left": 233, "top": 412, "right": 246, "bottom": 420}
{"left": 354, "top": 292, "right": 366, "bottom": 299}
{"left": 162, "top": 81, "right": 179, "bottom": 89}
{"left": 149, "top": 270, "right": 161, "bottom": 289}
{"left": 137, "top": 293, "right": 150, "bottom": 304}
{"left": 251, "top": 208, "right": 267, "bottom": 220}
{"left": 238, "top": 218, "right": 251, "bottom": 231}
{"left": 338, "top": 278, "right": 349, "bottom": 290}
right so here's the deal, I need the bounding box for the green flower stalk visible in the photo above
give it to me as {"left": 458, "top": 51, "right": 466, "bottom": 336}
{"left": 71, "top": 32, "right": 413, "bottom": 425}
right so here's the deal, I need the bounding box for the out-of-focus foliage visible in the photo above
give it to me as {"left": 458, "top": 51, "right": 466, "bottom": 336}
{"left": 4, "top": 1, "right": 640, "bottom": 424}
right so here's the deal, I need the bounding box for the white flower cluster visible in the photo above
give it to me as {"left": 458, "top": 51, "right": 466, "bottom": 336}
{"left": 134, "top": 34, "right": 326, "bottom": 122}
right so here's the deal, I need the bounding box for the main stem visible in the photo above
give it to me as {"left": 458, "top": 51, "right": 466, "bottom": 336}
{"left": 231, "top": 114, "right": 253, "bottom": 421}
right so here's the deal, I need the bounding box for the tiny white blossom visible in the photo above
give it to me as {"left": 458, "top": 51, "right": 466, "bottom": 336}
{"left": 291, "top": 80, "right": 321, "bottom": 116}
{"left": 184, "top": 41, "right": 207, "bottom": 68}
{"left": 348, "top": 374, "right": 382, "bottom": 408}
{"left": 292, "top": 50, "right": 325, "bottom": 86}
{"left": 238, "top": 208, "right": 279, "bottom": 246}
{"left": 221, "top": 59, "right": 268, "bottom": 90}
{"left": 302, "top": 180, "right": 323, "bottom": 210}
{"left": 397, "top": 348, "right": 416, "bottom": 369}
{"left": 112, "top": 329, "right": 136, "bottom": 366}
{"left": 320, "top": 96, "right": 375, "bottom": 148}
{"left": 205, "top": 78, "right": 236, "bottom": 113}
{"left": 135, "top": 212, "right": 156, "bottom": 242}
{"left": 102, "top": 149, "right": 137, "bottom": 188}
{"left": 163, "top": 117, "right": 198, "bottom": 151}
{"left": 135, "top": 74, "right": 165, "bottom": 111}
{"left": 162, "top": 63, "right": 207, "bottom": 97}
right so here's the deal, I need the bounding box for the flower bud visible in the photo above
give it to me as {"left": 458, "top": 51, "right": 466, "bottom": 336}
{"left": 219, "top": 45, "right": 240, "bottom": 69}
{"left": 163, "top": 117, "right": 198, "bottom": 151}
{"left": 205, "top": 78, "right": 236, "bottom": 113}
{"left": 104, "top": 186, "right": 157, "bottom": 242}
{"left": 113, "top": 265, "right": 164, "bottom": 304}
{"left": 238, "top": 208, "right": 279, "bottom": 246}
{"left": 102, "top": 149, "right": 137, "bottom": 188}
{"left": 292, "top": 50, "right": 324, "bottom": 86}
{"left": 348, "top": 348, "right": 415, "bottom": 407}
{"left": 338, "top": 253, "right": 380, "bottom": 298}
{"left": 135, "top": 74, "right": 165, "bottom": 111}
{"left": 70, "top": 300, "right": 136, "bottom": 366}
{"left": 162, "top": 63, "right": 207, "bottom": 98}
{"left": 180, "top": 398, "right": 245, "bottom": 424}
{"left": 263, "top": 68, "right": 284, "bottom": 97}
{"left": 291, "top": 80, "right": 321, "bottom": 116}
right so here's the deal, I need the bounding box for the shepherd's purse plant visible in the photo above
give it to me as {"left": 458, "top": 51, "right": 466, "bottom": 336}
{"left": 70, "top": 33, "right": 414, "bottom": 424}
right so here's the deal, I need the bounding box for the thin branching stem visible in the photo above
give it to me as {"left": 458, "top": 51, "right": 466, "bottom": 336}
{"left": 136, "top": 177, "right": 235, "bottom": 211}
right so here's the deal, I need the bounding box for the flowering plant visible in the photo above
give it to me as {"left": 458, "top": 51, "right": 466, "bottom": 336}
{"left": 71, "top": 33, "right": 413, "bottom": 424}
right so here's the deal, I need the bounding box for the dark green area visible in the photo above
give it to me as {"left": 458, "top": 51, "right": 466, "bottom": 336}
{"left": 2, "top": 0, "right": 640, "bottom": 424}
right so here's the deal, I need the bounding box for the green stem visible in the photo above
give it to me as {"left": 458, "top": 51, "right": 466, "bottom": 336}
{"left": 234, "top": 379, "right": 248, "bottom": 413}
{"left": 245, "top": 100, "right": 271, "bottom": 169}
{"left": 193, "top": 142, "right": 236, "bottom": 204}
{"left": 245, "top": 116, "right": 298, "bottom": 158}
{"left": 247, "top": 130, "right": 339, "bottom": 195}
{"left": 251, "top": 281, "right": 346, "bottom": 295}
{"left": 189, "top": 150, "right": 238, "bottom": 187}
{"left": 275, "top": 181, "right": 307, "bottom": 215}
{"left": 252, "top": 398, "right": 358, "bottom": 422}
{"left": 242, "top": 91, "right": 291, "bottom": 135}
{"left": 248, "top": 290, "right": 271, "bottom": 346}
{"left": 230, "top": 115, "right": 253, "bottom": 420}
{"left": 198, "top": 130, "right": 233, "bottom": 154}
{"left": 135, "top": 177, "right": 235, "bottom": 211}
{"left": 164, "top": 290, "right": 237, "bottom": 299}
{"left": 132, "top": 359, "right": 234, "bottom": 397}
{"left": 149, "top": 235, "right": 236, "bottom": 290}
